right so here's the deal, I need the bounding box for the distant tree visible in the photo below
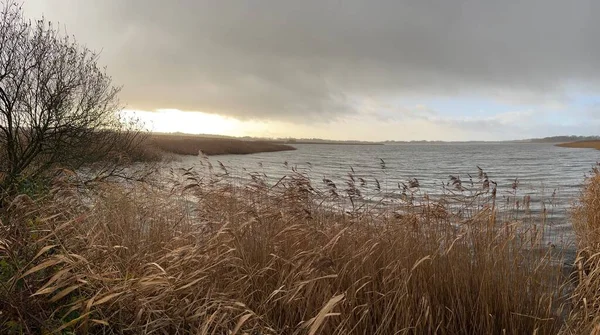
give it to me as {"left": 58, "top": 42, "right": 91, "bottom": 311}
{"left": 0, "top": 2, "right": 141, "bottom": 193}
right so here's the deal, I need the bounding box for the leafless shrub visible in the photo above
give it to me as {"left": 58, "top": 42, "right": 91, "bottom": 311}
{"left": 0, "top": 2, "right": 144, "bottom": 193}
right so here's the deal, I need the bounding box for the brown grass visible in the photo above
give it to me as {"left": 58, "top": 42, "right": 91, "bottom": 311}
{"left": 0, "top": 165, "right": 571, "bottom": 334}
{"left": 565, "top": 165, "right": 600, "bottom": 333}
{"left": 148, "top": 133, "right": 296, "bottom": 156}
{"left": 556, "top": 140, "right": 600, "bottom": 150}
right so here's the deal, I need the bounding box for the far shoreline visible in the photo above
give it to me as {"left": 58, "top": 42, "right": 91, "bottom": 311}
{"left": 284, "top": 141, "right": 383, "bottom": 145}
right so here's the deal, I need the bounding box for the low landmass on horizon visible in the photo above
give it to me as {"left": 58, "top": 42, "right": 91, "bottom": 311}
{"left": 149, "top": 133, "right": 295, "bottom": 156}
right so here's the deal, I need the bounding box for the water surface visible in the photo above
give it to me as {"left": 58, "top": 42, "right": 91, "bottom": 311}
{"left": 170, "top": 142, "right": 600, "bottom": 249}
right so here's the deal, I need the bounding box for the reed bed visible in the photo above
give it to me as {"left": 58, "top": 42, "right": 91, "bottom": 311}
{"left": 0, "top": 163, "right": 575, "bottom": 334}
{"left": 564, "top": 164, "right": 600, "bottom": 334}
{"left": 149, "top": 134, "right": 296, "bottom": 156}
{"left": 556, "top": 140, "right": 600, "bottom": 150}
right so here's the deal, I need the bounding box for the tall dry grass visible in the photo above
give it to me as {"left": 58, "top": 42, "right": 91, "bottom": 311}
{"left": 565, "top": 164, "right": 600, "bottom": 334}
{"left": 0, "top": 165, "right": 570, "bottom": 334}
{"left": 556, "top": 140, "right": 600, "bottom": 150}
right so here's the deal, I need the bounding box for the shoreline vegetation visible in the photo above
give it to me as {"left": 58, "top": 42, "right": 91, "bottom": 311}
{"left": 556, "top": 140, "right": 600, "bottom": 150}
{"left": 147, "top": 133, "right": 296, "bottom": 157}
{"left": 3, "top": 156, "right": 600, "bottom": 333}
{"left": 0, "top": 161, "right": 580, "bottom": 334}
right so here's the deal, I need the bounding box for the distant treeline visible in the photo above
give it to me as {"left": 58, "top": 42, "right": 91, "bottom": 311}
{"left": 527, "top": 135, "right": 600, "bottom": 143}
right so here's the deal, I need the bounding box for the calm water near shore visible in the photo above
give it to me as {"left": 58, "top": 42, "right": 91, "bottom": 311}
{"left": 170, "top": 142, "right": 600, "bottom": 250}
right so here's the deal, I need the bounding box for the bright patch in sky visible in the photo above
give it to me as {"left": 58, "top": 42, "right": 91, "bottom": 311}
{"left": 122, "top": 109, "right": 269, "bottom": 137}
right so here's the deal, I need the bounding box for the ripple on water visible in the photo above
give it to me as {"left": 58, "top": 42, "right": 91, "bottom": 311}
{"left": 169, "top": 143, "right": 600, "bottom": 251}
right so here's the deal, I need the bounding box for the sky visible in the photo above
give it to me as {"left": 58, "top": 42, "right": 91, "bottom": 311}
{"left": 22, "top": 0, "right": 600, "bottom": 141}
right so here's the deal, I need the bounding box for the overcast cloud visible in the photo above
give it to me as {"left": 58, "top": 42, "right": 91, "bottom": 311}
{"left": 21, "top": 0, "right": 600, "bottom": 138}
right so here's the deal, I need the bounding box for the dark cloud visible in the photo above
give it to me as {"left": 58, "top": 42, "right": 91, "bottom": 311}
{"left": 24, "top": 0, "right": 600, "bottom": 121}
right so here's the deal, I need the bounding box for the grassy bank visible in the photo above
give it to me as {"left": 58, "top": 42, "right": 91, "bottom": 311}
{"left": 148, "top": 133, "right": 296, "bottom": 156}
{"left": 0, "top": 164, "right": 577, "bottom": 334}
{"left": 556, "top": 140, "right": 600, "bottom": 150}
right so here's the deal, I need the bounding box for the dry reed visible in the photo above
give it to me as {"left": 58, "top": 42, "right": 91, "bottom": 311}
{"left": 0, "top": 164, "right": 572, "bottom": 334}
{"left": 564, "top": 164, "right": 600, "bottom": 334}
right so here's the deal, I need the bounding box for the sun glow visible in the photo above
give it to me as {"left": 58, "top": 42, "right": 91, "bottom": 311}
{"left": 122, "top": 109, "right": 269, "bottom": 136}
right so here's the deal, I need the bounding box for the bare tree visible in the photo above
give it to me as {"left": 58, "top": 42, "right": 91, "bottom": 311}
{"left": 0, "top": 2, "right": 140, "bottom": 193}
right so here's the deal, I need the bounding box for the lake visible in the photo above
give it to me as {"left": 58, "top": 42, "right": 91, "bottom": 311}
{"left": 169, "top": 142, "right": 600, "bottom": 250}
